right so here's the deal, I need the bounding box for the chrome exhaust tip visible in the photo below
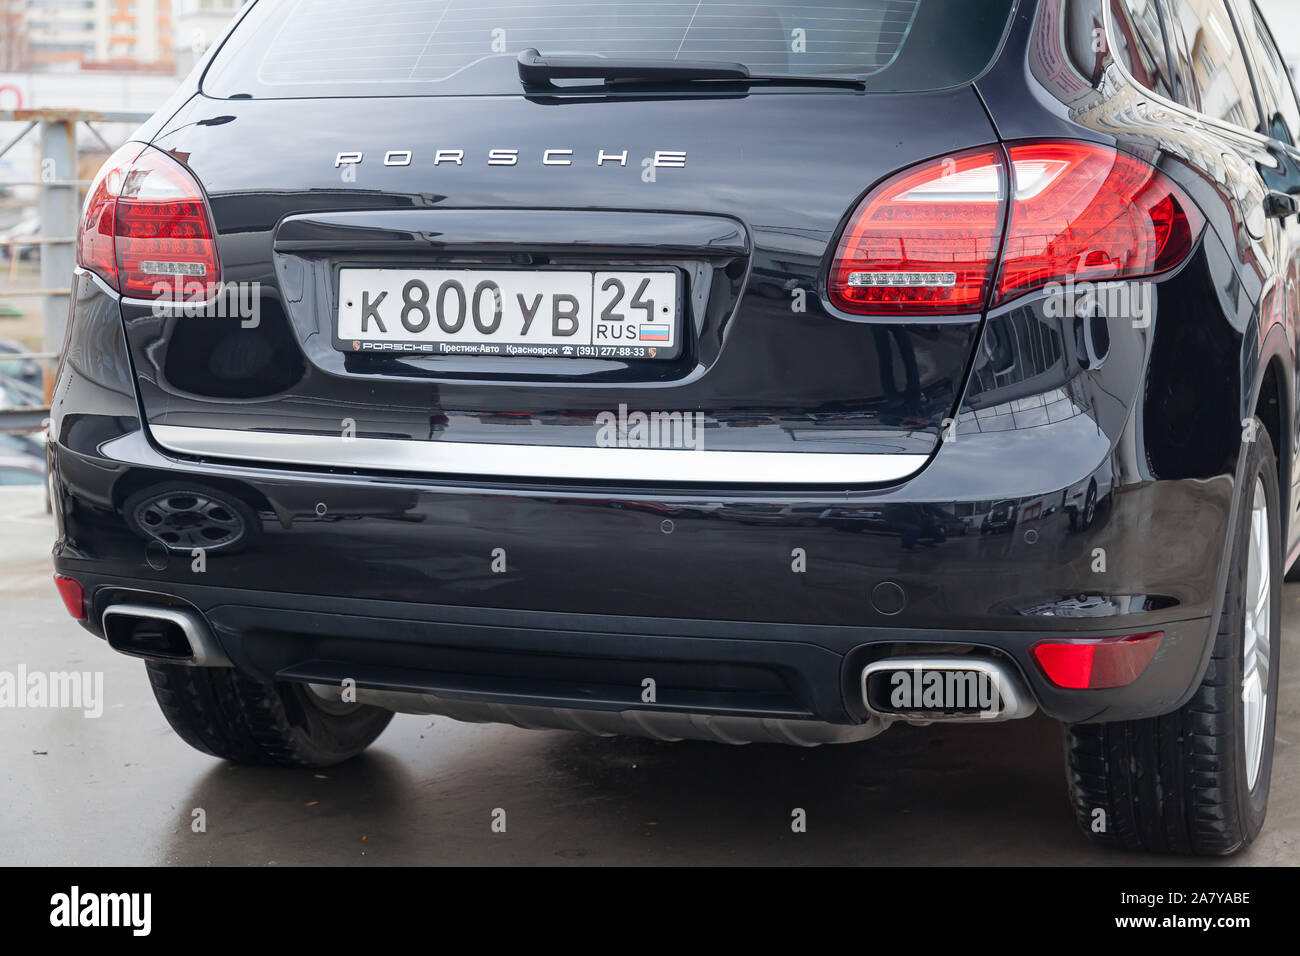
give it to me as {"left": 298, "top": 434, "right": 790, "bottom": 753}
{"left": 101, "top": 603, "right": 230, "bottom": 668}
{"left": 861, "top": 657, "right": 1036, "bottom": 724}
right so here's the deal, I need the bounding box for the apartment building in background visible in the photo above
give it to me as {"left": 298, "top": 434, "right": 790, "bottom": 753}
{"left": 0, "top": 1, "right": 24, "bottom": 73}
{"left": 173, "top": 0, "right": 241, "bottom": 72}
{"left": 10, "top": 0, "right": 178, "bottom": 72}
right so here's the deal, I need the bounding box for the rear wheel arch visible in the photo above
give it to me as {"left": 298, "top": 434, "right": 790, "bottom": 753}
{"left": 1250, "top": 338, "right": 1291, "bottom": 542}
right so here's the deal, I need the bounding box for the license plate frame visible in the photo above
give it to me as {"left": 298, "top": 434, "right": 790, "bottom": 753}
{"left": 333, "top": 266, "right": 682, "bottom": 361}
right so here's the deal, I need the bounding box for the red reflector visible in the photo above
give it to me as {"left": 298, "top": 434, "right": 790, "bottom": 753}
{"left": 76, "top": 143, "right": 221, "bottom": 301}
{"left": 54, "top": 575, "right": 86, "bottom": 621}
{"left": 996, "top": 142, "right": 1203, "bottom": 304}
{"left": 828, "top": 148, "right": 1006, "bottom": 316}
{"left": 1032, "top": 631, "right": 1164, "bottom": 689}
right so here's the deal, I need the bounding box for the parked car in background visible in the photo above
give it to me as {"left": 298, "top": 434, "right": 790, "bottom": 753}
{"left": 0, "top": 339, "right": 44, "bottom": 398}
{"left": 0, "top": 453, "right": 44, "bottom": 486}
{"left": 0, "top": 430, "right": 44, "bottom": 461}
{"left": 0, "top": 429, "right": 50, "bottom": 508}
{"left": 0, "top": 378, "right": 30, "bottom": 411}
{"left": 0, "top": 216, "right": 40, "bottom": 262}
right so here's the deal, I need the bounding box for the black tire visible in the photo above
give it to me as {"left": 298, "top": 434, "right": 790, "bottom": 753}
{"left": 1064, "top": 422, "right": 1282, "bottom": 855}
{"left": 146, "top": 663, "right": 393, "bottom": 768}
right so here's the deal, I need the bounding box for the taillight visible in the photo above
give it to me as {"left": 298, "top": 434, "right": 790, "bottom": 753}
{"left": 828, "top": 141, "right": 1203, "bottom": 316}
{"left": 77, "top": 143, "right": 221, "bottom": 301}
{"left": 1031, "top": 631, "right": 1164, "bottom": 689}
{"left": 78, "top": 143, "right": 142, "bottom": 290}
{"left": 995, "top": 142, "right": 1202, "bottom": 304}
{"left": 829, "top": 148, "right": 1006, "bottom": 316}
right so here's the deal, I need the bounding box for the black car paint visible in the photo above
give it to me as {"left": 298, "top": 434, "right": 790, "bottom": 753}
{"left": 122, "top": 88, "right": 1003, "bottom": 459}
{"left": 48, "top": 0, "right": 1300, "bottom": 727}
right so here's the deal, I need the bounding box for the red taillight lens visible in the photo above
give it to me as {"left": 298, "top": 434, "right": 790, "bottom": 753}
{"left": 995, "top": 142, "right": 1203, "bottom": 304}
{"left": 829, "top": 148, "right": 1006, "bottom": 316}
{"left": 77, "top": 143, "right": 142, "bottom": 291}
{"left": 76, "top": 143, "right": 221, "bottom": 301}
{"left": 1032, "top": 631, "right": 1164, "bottom": 689}
{"left": 53, "top": 575, "right": 86, "bottom": 621}
{"left": 828, "top": 141, "right": 1203, "bottom": 316}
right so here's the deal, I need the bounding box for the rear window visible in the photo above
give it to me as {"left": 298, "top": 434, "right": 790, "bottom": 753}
{"left": 203, "top": 0, "right": 1018, "bottom": 98}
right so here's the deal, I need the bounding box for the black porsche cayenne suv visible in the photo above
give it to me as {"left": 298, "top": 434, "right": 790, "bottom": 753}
{"left": 50, "top": 0, "right": 1299, "bottom": 855}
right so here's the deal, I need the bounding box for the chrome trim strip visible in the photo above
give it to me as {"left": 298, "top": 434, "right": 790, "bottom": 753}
{"left": 150, "top": 425, "right": 928, "bottom": 484}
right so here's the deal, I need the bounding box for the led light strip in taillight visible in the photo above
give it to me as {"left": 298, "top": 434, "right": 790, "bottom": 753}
{"left": 828, "top": 140, "right": 1204, "bottom": 317}
{"left": 830, "top": 147, "right": 1007, "bottom": 316}
{"left": 76, "top": 142, "right": 222, "bottom": 301}
{"left": 846, "top": 271, "right": 957, "bottom": 289}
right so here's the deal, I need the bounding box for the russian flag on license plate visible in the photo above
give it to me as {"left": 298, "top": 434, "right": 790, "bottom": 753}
{"left": 639, "top": 325, "right": 670, "bottom": 342}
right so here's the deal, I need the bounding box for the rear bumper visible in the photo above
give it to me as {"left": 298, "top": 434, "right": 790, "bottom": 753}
{"left": 49, "top": 267, "right": 1239, "bottom": 731}
{"left": 50, "top": 437, "right": 1227, "bottom": 729}
{"left": 64, "top": 569, "right": 1213, "bottom": 727}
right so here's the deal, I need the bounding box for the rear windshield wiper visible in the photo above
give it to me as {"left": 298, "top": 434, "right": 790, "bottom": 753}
{"left": 516, "top": 48, "right": 865, "bottom": 91}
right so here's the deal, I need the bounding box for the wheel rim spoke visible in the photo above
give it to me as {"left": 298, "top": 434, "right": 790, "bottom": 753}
{"left": 1243, "top": 477, "right": 1271, "bottom": 791}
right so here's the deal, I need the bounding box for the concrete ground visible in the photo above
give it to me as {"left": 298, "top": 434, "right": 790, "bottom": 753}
{"left": 1, "top": 485, "right": 1297, "bottom": 865}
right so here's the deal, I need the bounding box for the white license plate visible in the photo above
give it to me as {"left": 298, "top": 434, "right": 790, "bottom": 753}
{"left": 335, "top": 268, "right": 680, "bottom": 360}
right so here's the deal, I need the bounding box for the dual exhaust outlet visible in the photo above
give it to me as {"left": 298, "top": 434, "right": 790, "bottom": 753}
{"left": 860, "top": 657, "right": 1036, "bottom": 724}
{"left": 101, "top": 603, "right": 231, "bottom": 668}
{"left": 99, "top": 604, "right": 1035, "bottom": 724}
